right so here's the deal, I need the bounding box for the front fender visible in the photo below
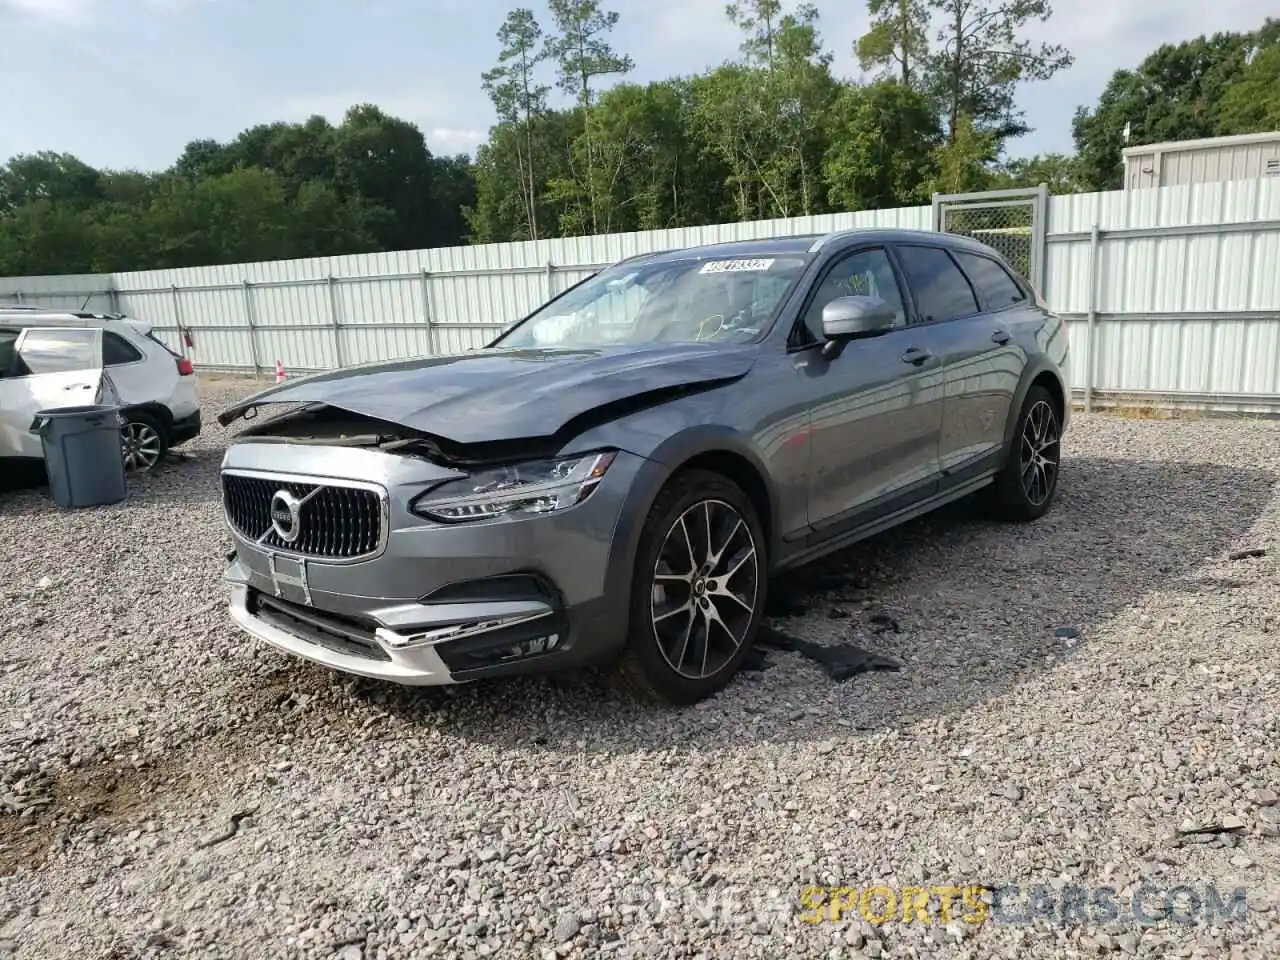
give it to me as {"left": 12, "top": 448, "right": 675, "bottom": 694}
{"left": 598, "top": 424, "right": 782, "bottom": 640}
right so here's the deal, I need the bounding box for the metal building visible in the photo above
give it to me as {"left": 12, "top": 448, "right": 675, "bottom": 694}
{"left": 1123, "top": 130, "right": 1280, "bottom": 190}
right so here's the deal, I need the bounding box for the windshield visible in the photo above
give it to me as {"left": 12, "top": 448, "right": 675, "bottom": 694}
{"left": 494, "top": 254, "right": 810, "bottom": 349}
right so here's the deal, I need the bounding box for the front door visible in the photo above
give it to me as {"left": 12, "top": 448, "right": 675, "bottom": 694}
{"left": 790, "top": 245, "right": 945, "bottom": 533}
{"left": 0, "top": 326, "right": 104, "bottom": 458}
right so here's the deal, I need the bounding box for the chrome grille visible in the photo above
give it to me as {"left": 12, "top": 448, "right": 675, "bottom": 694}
{"left": 222, "top": 472, "right": 384, "bottom": 561}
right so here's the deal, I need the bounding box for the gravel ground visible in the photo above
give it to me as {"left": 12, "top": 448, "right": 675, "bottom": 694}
{"left": 1, "top": 375, "right": 1278, "bottom": 960}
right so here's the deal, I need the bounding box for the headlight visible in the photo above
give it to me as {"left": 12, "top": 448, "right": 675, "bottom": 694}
{"left": 411, "top": 451, "right": 616, "bottom": 522}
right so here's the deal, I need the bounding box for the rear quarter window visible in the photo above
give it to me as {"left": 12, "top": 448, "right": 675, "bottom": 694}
{"left": 951, "top": 251, "right": 1028, "bottom": 311}
{"left": 104, "top": 332, "right": 145, "bottom": 365}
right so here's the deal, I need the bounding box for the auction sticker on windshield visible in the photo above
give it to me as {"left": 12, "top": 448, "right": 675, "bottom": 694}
{"left": 699, "top": 258, "right": 775, "bottom": 274}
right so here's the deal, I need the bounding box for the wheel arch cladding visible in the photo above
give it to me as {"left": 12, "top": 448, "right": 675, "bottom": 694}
{"left": 1003, "top": 363, "right": 1065, "bottom": 449}
{"left": 1031, "top": 370, "right": 1066, "bottom": 423}
{"left": 641, "top": 426, "right": 778, "bottom": 549}
{"left": 669, "top": 450, "right": 774, "bottom": 549}
{"left": 603, "top": 431, "right": 779, "bottom": 635}
{"left": 122, "top": 402, "right": 173, "bottom": 429}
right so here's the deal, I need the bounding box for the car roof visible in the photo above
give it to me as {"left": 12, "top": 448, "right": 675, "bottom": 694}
{"left": 619, "top": 235, "right": 820, "bottom": 266}
{"left": 0, "top": 309, "right": 152, "bottom": 335}
{"left": 620, "top": 227, "right": 1009, "bottom": 268}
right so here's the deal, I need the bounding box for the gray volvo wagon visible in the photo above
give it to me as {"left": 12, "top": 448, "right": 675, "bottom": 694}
{"left": 216, "top": 227, "right": 1070, "bottom": 704}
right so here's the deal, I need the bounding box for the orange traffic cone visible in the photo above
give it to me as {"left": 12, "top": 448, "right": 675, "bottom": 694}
{"left": 275, "top": 359, "right": 287, "bottom": 384}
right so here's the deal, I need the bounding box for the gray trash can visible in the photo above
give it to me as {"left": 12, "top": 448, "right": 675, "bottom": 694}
{"left": 30, "top": 405, "right": 127, "bottom": 509}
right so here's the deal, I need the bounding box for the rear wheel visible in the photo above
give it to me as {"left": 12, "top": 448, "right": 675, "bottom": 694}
{"left": 613, "top": 469, "right": 766, "bottom": 705}
{"left": 986, "top": 384, "right": 1062, "bottom": 521}
{"left": 121, "top": 411, "right": 169, "bottom": 473}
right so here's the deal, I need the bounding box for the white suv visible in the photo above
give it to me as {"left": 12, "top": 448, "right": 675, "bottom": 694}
{"left": 0, "top": 309, "right": 200, "bottom": 471}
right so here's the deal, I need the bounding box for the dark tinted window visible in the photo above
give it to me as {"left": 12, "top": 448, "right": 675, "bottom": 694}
{"left": 103, "top": 332, "right": 143, "bottom": 365}
{"left": 952, "top": 251, "right": 1027, "bottom": 310}
{"left": 801, "top": 246, "right": 907, "bottom": 342}
{"left": 894, "top": 245, "right": 979, "bottom": 323}
{"left": 0, "top": 329, "right": 19, "bottom": 377}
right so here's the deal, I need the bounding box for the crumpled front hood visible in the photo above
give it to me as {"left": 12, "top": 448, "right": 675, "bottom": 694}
{"left": 217, "top": 343, "right": 756, "bottom": 446}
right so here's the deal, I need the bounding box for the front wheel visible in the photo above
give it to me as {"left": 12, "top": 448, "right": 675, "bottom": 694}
{"left": 612, "top": 469, "right": 767, "bottom": 705}
{"left": 985, "top": 384, "right": 1062, "bottom": 521}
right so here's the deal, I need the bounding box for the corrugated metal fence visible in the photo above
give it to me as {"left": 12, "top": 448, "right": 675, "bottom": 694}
{"left": 1, "top": 179, "right": 1278, "bottom": 413}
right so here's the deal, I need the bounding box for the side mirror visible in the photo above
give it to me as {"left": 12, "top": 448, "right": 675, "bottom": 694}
{"left": 820, "top": 296, "right": 896, "bottom": 359}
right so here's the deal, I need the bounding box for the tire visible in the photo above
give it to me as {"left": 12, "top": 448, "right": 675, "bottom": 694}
{"left": 121, "top": 410, "right": 169, "bottom": 473}
{"left": 612, "top": 469, "right": 767, "bottom": 706}
{"left": 985, "top": 384, "right": 1062, "bottom": 522}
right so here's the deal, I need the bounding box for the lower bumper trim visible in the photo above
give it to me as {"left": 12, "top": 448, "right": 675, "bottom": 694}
{"left": 229, "top": 584, "right": 459, "bottom": 686}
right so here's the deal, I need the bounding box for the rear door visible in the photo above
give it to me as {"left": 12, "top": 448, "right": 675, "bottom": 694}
{"left": 0, "top": 327, "right": 104, "bottom": 458}
{"left": 100, "top": 327, "right": 151, "bottom": 403}
{"left": 890, "top": 243, "right": 1020, "bottom": 480}
{"left": 943, "top": 248, "right": 1035, "bottom": 471}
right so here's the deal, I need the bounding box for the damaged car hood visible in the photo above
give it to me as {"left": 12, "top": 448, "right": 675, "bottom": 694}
{"left": 217, "top": 343, "right": 756, "bottom": 445}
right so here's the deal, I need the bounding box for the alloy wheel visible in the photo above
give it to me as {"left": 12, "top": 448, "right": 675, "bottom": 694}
{"left": 1019, "top": 399, "right": 1060, "bottom": 506}
{"left": 122, "top": 421, "right": 163, "bottom": 472}
{"left": 649, "top": 498, "right": 759, "bottom": 680}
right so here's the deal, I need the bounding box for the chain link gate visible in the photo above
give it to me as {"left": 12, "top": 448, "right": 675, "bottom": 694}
{"left": 931, "top": 185, "right": 1050, "bottom": 293}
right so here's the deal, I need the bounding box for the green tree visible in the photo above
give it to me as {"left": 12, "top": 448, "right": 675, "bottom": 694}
{"left": 429, "top": 154, "right": 480, "bottom": 247}
{"left": 693, "top": 1, "right": 838, "bottom": 220}
{"left": 0, "top": 200, "right": 97, "bottom": 275}
{"left": 990, "top": 152, "right": 1085, "bottom": 193}
{"left": 1072, "top": 22, "right": 1279, "bottom": 189}
{"left": 543, "top": 0, "right": 634, "bottom": 234}
{"left": 333, "top": 104, "right": 440, "bottom": 250}
{"left": 465, "top": 110, "right": 580, "bottom": 243}
{"left": 582, "top": 79, "right": 734, "bottom": 232}
{"left": 172, "top": 138, "right": 238, "bottom": 181}
{"left": 0, "top": 152, "right": 103, "bottom": 215}
{"left": 854, "top": 0, "right": 930, "bottom": 86}
{"left": 925, "top": 0, "right": 1073, "bottom": 147}
{"left": 482, "top": 9, "right": 550, "bottom": 240}
{"left": 823, "top": 80, "right": 941, "bottom": 210}
{"left": 928, "top": 113, "right": 998, "bottom": 193}
{"left": 146, "top": 167, "right": 295, "bottom": 266}
{"left": 1217, "top": 40, "right": 1280, "bottom": 133}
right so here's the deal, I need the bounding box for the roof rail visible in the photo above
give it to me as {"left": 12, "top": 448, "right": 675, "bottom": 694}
{"left": 807, "top": 228, "right": 864, "bottom": 253}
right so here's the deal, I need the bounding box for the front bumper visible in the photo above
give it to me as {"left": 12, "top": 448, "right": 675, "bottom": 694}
{"left": 229, "top": 582, "right": 458, "bottom": 684}
{"left": 219, "top": 442, "right": 654, "bottom": 686}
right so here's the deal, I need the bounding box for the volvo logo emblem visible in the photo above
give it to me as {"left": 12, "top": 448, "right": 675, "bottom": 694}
{"left": 269, "top": 489, "right": 304, "bottom": 543}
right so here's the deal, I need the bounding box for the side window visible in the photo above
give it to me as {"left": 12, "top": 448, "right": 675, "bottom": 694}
{"left": 15, "top": 328, "right": 100, "bottom": 376}
{"left": 951, "top": 251, "right": 1028, "bottom": 310}
{"left": 103, "top": 332, "right": 144, "bottom": 366}
{"left": 894, "top": 245, "right": 980, "bottom": 323}
{"left": 800, "top": 246, "right": 907, "bottom": 342}
{"left": 0, "top": 329, "right": 20, "bottom": 377}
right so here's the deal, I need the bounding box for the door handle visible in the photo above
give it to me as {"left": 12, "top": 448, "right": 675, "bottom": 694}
{"left": 62, "top": 384, "right": 91, "bottom": 391}
{"left": 991, "top": 330, "right": 1011, "bottom": 345}
{"left": 901, "top": 347, "right": 932, "bottom": 366}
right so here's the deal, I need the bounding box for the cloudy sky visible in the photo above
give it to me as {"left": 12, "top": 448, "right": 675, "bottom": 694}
{"left": 0, "top": 0, "right": 1270, "bottom": 172}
